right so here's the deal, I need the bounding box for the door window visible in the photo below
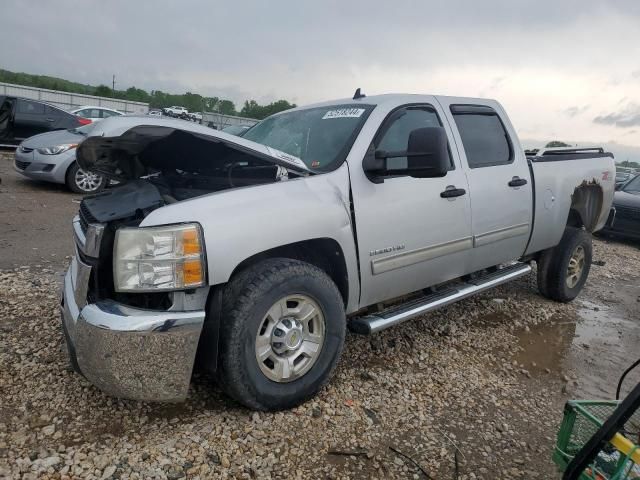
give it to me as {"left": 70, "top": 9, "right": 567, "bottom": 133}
{"left": 376, "top": 107, "right": 445, "bottom": 170}
{"left": 17, "top": 99, "right": 45, "bottom": 115}
{"left": 451, "top": 105, "right": 513, "bottom": 168}
{"left": 78, "top": 109, "right": 101, "bottom": 118}
{"left": 45, "top": 105, "right": 64, "bottom": 117}
{"left": 101, "top": 109, "right": 119, "bottom": 117}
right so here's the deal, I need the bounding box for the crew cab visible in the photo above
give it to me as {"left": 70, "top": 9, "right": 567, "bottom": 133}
{"left": 61, "top": 94, "right": 615, "bottom": 410}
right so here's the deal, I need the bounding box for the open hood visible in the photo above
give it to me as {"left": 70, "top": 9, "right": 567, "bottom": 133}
{"left": 76, "top": 116, "right": 311, "bottom": 181}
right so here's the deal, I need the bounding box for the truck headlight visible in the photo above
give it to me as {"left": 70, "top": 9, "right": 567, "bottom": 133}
{"left": 114, "top": 223, "right": 206, "bottom": 292}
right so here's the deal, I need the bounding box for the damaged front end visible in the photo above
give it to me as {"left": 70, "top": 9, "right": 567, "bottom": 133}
{"left": 62, "top": 117, "right": 310, "bottom": 401}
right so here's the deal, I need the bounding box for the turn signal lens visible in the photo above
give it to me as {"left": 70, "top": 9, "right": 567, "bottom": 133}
{"left": 182, "top": 259, "right": 203, "bottom": 287}
{"left": 182, "top": 228, "right": 201, "bottom": 256}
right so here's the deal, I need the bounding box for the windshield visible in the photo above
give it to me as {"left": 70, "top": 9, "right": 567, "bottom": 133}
{"left": 623, "top": 175, "right": 640, "bottom": 193}
{"left": 243, "top": 104, "right": 374, "bottom": 171}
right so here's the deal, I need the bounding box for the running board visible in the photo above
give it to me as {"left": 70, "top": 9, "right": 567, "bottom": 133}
{"left": 349, "top": 262, "right": 532, "bottom": 335}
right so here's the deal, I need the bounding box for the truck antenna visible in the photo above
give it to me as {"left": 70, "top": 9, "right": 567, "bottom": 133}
{"left": 353, "top": 88, "right": 366, "bottom": 100}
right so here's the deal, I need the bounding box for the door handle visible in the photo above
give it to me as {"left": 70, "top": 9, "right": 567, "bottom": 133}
{"left": 508, "top": 177, "right": 528, "bottom": 187}
{"left": 440, "top": 186, "right": 466, "bottom": 198}
{"left": 45, "top": 118, "right": 55, "bottom": 122}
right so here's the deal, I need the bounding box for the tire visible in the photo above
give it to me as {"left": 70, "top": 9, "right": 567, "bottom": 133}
{"left": 65, "top": 162, "right": 107, "bottom": 194}
{"left": 216, "top": 258, "right": 346, "bottom": 410}
{"left": 537, "top": 226, "right": 592, "bottom": 302}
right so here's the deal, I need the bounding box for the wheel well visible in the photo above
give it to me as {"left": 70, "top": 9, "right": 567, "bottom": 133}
{"left": 64, "top": 160, "right": 79, "bottom": 181}
{"left": 567, "top": 183, "right": 603, "bottom": 232}
{"left": 230, "top": 238, "right": 349, "bottom": 306}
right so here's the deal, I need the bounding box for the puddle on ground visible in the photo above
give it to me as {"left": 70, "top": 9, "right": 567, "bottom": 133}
{"left": 514, "top": 293, "right": 640, "bottom": 400}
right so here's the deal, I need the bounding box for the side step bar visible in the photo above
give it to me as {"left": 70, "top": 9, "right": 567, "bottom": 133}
{"left": 349, "top": 262, "right": 532, "bottom": 335}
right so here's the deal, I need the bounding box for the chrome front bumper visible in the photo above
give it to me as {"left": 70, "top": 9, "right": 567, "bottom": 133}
{"left": 61, "top": 253, "right": 206, "bottom": 402}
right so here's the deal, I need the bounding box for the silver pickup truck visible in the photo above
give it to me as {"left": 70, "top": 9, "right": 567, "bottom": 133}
{"left": 61, "top": 93, "right": 615, "bottom": 410}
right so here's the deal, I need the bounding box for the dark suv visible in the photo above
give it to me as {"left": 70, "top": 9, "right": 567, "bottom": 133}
{"left": 0, "top": 96, "right": 90, "bottom": 146}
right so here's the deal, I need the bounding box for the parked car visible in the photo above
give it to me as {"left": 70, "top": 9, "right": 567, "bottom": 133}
{"left": 70, "top": 106, "right": 123, "bottom": 122}
{"left": 61, "top": 94, "right": 615, "bottom": 410}
{"left": 616, "top": 171, "right": 632, "bottom": 185}
{"left": 188, "top": 112, "right": 203, "bottom": 122}
{"left": 0, "top": 96, "right": 90, "bottom": 146}
{"left": 221, "top": 124, "right": 250, "bottom": 136}
{"left": 603, "top": 174, "right": 640, "bottom": 239}
{"left": 14, "top": 123, "right": 106, "bottom": 193}
{"left": 162, "top": 106, "right": 189, "bottom": 118}
{"left": 148, "top": 109, "right": 163, "bottom": 117}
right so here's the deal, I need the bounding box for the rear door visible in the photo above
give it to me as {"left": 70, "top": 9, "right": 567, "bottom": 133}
{"left": 13, "top": 99, "right": 50, "bottom": 139}
{"left": 349, "top": 101, "right": 473, "bottom": 307}
{"left": 438, "top": 99, "right": 533, "bottom": 271}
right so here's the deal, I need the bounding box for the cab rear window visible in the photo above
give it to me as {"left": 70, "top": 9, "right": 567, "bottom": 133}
{"left": 451, "top": 105, "right": 513, "bottom": 168}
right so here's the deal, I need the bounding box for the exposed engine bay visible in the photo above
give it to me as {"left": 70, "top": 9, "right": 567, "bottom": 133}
{"left": 77, "top": 125, "right": 306, "bottom": 224}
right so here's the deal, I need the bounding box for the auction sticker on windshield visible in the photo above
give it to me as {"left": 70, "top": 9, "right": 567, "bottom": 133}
{"left": 322, "top": 108, "right": 365, "bottom": 119}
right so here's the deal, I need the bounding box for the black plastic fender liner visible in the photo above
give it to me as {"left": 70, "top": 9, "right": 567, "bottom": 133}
{"left": 195, "top": 285, "right": 224, "bottom": 373}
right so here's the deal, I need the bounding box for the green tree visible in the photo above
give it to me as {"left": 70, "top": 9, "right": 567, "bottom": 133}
{"left": 545, "top": 141, "right": 572, "bottom": 148}
{"left": 94, "top": 85, "right": 112, "bottom": 97}
{"left": 240, "top": 99, "right": 296, "bottom": 119}
{"left": 617, "top": 160, "right": 640, "bottom": 168}
{"left": 217, "top": 99, "right": 236, "bottom": 115}
{"left": 124, "top": 86, "right": 150, "bottom": 103}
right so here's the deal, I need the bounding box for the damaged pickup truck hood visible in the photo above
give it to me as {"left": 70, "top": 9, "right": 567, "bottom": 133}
{"left": 76, "top": 116, "right": 311, "bottom": 181}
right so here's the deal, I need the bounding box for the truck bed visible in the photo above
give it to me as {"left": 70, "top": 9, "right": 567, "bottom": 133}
{"left": 525, "top": 147, "right": 615, "bottom": 256}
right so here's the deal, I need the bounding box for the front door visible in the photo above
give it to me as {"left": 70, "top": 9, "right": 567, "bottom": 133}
{"left": 349, "top": 102, "right": 473, "bottom": 307}
{"left": 439, "top": 100, "right": 533, "bottom": 271}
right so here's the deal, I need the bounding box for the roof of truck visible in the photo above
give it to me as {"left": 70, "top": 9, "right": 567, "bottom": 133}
{"left": 296, "top": 93, "right": 500, "bottom": 110}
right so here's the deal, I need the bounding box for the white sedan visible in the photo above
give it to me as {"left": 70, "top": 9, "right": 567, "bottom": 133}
{"left": 70, "top": 106, "right": 123, "bottom": 122}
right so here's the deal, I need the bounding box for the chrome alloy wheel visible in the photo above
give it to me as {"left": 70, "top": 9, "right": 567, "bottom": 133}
{"left": 74, "top": 169, "right": 102, "bottom": 192}
{"left": 255, "top": 294, "right": 325, "bottom": 383}
{"left": 566, "top": 245, "right": 586, "bottom": 288}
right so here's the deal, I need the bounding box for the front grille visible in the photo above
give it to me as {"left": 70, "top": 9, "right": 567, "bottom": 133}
{"left": 616, "top": 205, "right": 640, "bottom": 222}
{"left": 79, "top": 201, "right": 98, "bottom": 235}
{"left": 15, "top": 159, "right": 30, "bottom": 170}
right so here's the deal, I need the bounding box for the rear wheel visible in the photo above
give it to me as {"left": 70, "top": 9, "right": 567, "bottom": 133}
{"left": 537, "top": 226, "right": 592, "bottom": 302}
{"left": 65, "top": 162, "right": 106, "bottom": 194}
{"left": 216, "top": 258, "right": 346, "bottom": 410}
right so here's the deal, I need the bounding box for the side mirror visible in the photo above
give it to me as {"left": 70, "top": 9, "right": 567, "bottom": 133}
{"left": 615, "top": 183, "right": 622, "bottom": 191}
{"left": 363, "top": 127, "right": 450, "bottom": 182}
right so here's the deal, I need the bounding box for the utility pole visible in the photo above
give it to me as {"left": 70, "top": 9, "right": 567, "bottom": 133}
{"left": 112, "top": 75, "right": 116, "bottom": 96}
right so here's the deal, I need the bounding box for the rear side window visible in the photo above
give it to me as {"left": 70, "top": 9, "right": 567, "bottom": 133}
{"left": 17, "top": 99, "right": 45, "bottom": 115}
{"left": 101, "top": 109, "right": 119, "bottom": 117}
{"left": 451, "top": 105, "right": 512, "bottom": 168}
{"left": 46, "top": 105, "right": 66, "bottom": 117}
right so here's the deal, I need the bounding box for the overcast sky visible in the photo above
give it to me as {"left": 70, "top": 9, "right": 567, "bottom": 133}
{"left": 2, "top": 1, "right": 640, "bottom": 158}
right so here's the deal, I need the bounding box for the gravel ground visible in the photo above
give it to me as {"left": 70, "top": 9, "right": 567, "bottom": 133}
{"left": 1, "top": 151, "right": 639, "bottom": 479}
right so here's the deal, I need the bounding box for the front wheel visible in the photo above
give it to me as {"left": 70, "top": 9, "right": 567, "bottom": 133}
{"left": 216, "top": 258, "right": 346, "bottom": 410}
{"left": 537, "top": 226, "right": 592, "bottom": 302}
{"left": 65, "top": 162, "right": 107, "bottom": 194}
